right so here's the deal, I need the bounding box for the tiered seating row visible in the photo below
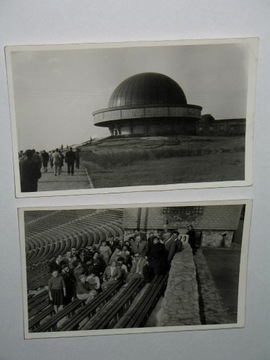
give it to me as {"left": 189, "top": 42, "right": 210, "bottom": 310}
{"left": 25, "top": 209, "right": 97, "bottom": 238}
{"left": 26, "top": 209, "right": 124, "bottom": 268}
{"left": 56, "top": 281, "right": 123, "bottom": 332}
{"left": 115, "top": 275, "right": 168, "bottom": 328}
{"left": 81, "top": 278, "right": 145, "bottom": 330}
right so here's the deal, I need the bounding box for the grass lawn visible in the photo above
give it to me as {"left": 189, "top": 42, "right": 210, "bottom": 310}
{"left": 202, "top": 248, "right": 241, "bottom": 322}
{"left": 82, "top": 151, "right": 244, "bottom": 188}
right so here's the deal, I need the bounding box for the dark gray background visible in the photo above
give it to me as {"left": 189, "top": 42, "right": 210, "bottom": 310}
{"left": 0, "top": 1, "right": 269, "bottom": 359}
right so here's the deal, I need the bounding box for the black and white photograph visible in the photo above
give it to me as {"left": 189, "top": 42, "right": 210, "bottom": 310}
{"left": 19, "top": 200, "right": 251, "bottom": 338}
{"left": 6, "top": 39, "right": 258, "bottom": 197}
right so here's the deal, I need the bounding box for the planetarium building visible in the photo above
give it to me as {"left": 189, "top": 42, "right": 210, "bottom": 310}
{"left": 93, "top": 72, "right": 203, "bottom": 136}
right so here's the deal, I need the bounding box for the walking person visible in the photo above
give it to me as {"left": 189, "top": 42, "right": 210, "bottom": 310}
{"left": 52, "top": 148, "right": 62, "bottom": 176}
{"left": 74, "top": 148, "right": 80, "bottom": 169}
{"left": 41, "top": 150, "right": 49, "bottom": 172}
{"left": 65, "top": 147, "right": 76, "bottom": 175}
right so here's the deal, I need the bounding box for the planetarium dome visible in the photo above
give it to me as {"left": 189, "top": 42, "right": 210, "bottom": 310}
{"left": 108, "top": 72, "right": 187, "bottom": 108}
{"left": 93, "top": 72, "right": 202, "bottom": 136}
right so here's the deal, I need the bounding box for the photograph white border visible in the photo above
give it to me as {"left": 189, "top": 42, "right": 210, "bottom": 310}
{"left": 5, "top": 38, "right": 259, "bottom": 198}
{"left": 18, "top": 199, "right": 252, "bottom": 339}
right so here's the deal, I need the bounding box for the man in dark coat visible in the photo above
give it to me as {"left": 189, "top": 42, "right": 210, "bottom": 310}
{"left": 19, "top": 149, "right": 42, "bottom": 192}
{"left": 65, "top": 147, "right": 76, "bottom": 175}
{"left": 187, "top": 225, "right": 197, "bottom": 255}
{"left": 148, "top": 236, "right": 167, "bottom": 275}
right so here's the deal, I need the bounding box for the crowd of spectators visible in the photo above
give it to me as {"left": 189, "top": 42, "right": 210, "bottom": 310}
{"left": 47, "top": 228, "right": 196, "bottom": 313}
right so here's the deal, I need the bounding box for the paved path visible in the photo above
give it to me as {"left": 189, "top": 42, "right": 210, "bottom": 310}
{"left": 38, "top": 165, "right": 92, "bottom": 192}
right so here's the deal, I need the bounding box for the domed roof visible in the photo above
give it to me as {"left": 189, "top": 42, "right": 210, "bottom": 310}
{"left": 108, "top": 72, "right": 187, "bottom": 108}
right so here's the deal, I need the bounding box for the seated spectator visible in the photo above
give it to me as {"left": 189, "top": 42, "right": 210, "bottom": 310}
{"left": 107, "top": 234, "right": 119, "bottom": 253}
{"left": 86, "top": 272, "right": 100, "bottom": 299}
{"left": 77, "top": 249, "right": 88, "bottom": 264}
{"left": 92, "top": 251, "right": 106, "bottom": 277}
{"left": 85, "top": 245, "right": 96, "bottom": 259}
{"left": 71, "top": 247, "right": 78, "bottom": 258}
{"left": 76, "top": 274, "right": 95, "bottom": 304}
{"left": 102, "top": 261, "right": 122, "bottom": 290}
{"left": 131, "top": 235, "right": 148, "bottom": 257}
{"left": 124, "top": 240, "right": 132, "bottom": 249}
{"left": 120, "top": 245, "right": 132, "bottom": 268}
{"left": 116, "top": 257, "right": 128, "bottom": 281}
{"left": 109, "top": 246, "right": 122, "bottom": 265}
{"left": 73, "top": 260, "right": 87, "bottom": 280}
{"left": 118, "top": 238, "right": 125, "bottom": 248}
{"left": 99, "top": 240, "right": 112, "bottom": 265}
{"left": 126, "top": 253, "right": 148, "bottom": 283}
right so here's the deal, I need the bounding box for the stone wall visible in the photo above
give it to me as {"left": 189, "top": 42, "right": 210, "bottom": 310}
{"left": 158, "top": 246, "right": 201, "bottom": 326}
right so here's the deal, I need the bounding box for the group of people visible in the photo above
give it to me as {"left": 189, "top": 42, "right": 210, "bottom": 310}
{"left": 19, "top": 147, "right": 80, "bottom": 192}
{"left": 51, "top": 147, "right": 80, "bottom": 176}
{"left": 47, "top": 227, "right": 199, "bottom": 313}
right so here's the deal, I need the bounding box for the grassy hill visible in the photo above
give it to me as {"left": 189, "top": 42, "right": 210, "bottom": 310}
{"left": 80, "top": 135, "right": 245, "bottom": 188}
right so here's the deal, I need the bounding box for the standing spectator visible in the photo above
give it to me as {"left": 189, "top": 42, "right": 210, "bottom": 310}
{"left": 74, "top": 148, "right": 80, "bottom": 169}
{"left": 48, "top": 270, "right": 66, "bottom": 313}
{"left": 65, "top": 147, "right": 76, "bottom": 175}
{"left": 164, "top": 230, "right": 183, "bottom": 262}
{"left": 187, "top": 225, "right": 197, "bottom": 255}
{"left": 147, "top": 232, "right": 155, "bottom": 254}
{"left": 49, "top": 254, "right": 63, "bottom": 273}
{"left": 61, "top": 265, "right": 76, "bottom": 305}
{"left": 148, "top": 236, "right": 167, "bottom": 275}
{"left": 52, "top": 148, "right": 62, "bottom": 176}
{"left": 19, "top": 149, "right": 41, "bottom": 192}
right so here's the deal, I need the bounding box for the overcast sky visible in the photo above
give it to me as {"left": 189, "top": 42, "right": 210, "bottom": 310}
{"left": 9, "top": 41, "right": 250, "bottom": 151}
